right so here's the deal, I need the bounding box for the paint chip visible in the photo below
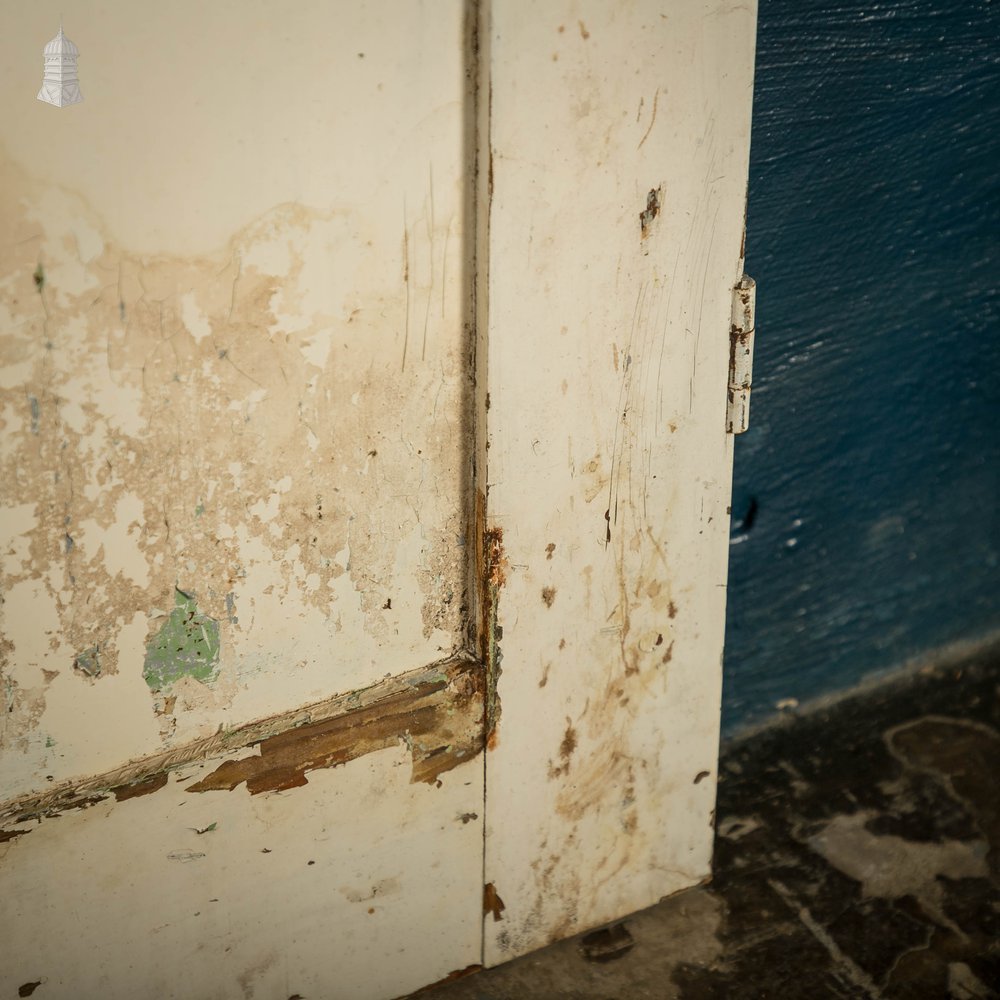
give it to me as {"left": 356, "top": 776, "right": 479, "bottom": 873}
{"left": 142, "top": 588, "right": 220, "bottom": 691}
{"left": 73, "top": 645, "right": 100, "bottom": 677}
{"left": 639, "top": 187, "right": 662, "bottom": 238}
{"left": 111, "top": 771, "right": 169, "bottom": 802}
{"left": 483, "top": 882, "right": 506, "bottom": 922}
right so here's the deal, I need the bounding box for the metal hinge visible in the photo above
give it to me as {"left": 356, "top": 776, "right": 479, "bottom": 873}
{"left": 726, "top": 275, "right": 756, "bottom": 434}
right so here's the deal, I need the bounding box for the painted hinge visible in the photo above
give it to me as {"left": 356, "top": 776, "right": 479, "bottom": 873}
{"left": 726, "top": 275, "right": 756, "bottom": 434}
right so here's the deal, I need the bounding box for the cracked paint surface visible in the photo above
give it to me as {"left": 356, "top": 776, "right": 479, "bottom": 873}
{"left": 0, "top": 2, "right": 471, "bottom": 802}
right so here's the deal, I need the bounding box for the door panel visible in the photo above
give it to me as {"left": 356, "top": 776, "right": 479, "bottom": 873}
{"left": 0, "top": 0, "right": 472, "bottom": 800}
{"left": 480, "top": 0, "right": 757, "bottom": 963}
{"left": 0, "top": 690, "right": 484, "bottom": 1000}
{"left": 1, "top": 4, "right": 484, "bottom": 998}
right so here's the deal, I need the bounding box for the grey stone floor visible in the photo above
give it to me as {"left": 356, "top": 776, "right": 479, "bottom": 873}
{"left": 414, "top": 650, "right": 999, "bottom": 1000}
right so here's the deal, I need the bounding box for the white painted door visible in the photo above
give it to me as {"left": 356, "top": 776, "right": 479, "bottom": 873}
{"left": 0, "top": 2, "right": 757, "bottom": 997}
{"left": 0, "top": 4, "right": 485, "bottom": 997}
{"left": 479, "top": 1, "right": 757, "bottom": 962}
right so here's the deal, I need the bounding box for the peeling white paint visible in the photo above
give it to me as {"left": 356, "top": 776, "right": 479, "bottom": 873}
{"left": 0, "top": 1, "right": 471, "bottom": 799}
{"left": 77, "top": 493, "right": 151, "bottom": 588}
{"left": 180, "top": 291, "right": 213, "bottom": 344}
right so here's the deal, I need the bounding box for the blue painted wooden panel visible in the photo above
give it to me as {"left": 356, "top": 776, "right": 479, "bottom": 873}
{"left": 723, "top": 0, "right": 1000, "bottom": 734}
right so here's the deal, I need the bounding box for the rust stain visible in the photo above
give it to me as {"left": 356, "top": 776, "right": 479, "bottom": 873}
{"left": 545, "top": 542, "right": 556, "bottom": 560}
{"left": 484, "top": 527, "right": 507, "bottom": 591}
{"left": 186, "top": 662, "right": 483, "bottom": 794}
{"left": 541, "top": 586, "right": 556, "bottom": 608}
{"left": 578, "top": 20, "right": 590, "bottom": 39}
{"left": 548, "top": 719, "right": 577, "bottom": 779}
{"left": 483, "top": 882, "right": 506, "bottom": 922}
{"left": 662, "top": 640, "right": 674, "bottom": 665}
{"left": 111, "top": 771, "right": 169, "bottom": 802}
{"left": 639, "top": 186, "right": 662, "bottom": 238}
{"left": 668, "top": 600, "right": 678, "bottom": 619}
{"left": 560, "top": 723, "right": 577, "bottom": 762}
{"left": 477, "top": 488, "right": 506, "bottom": 749}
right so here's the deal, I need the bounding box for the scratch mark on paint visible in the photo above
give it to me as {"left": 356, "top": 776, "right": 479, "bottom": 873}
{"left": 167, "top": 850, "right": 206, "bottom": 863}
{"left": 637, "top": 89, "right": 660, "bottom": 150}
{"left": 422, "top": 163, "right": 435, "bottom": 363}
{"left": 401, "top": 202, "right": 410, "bottom": 372}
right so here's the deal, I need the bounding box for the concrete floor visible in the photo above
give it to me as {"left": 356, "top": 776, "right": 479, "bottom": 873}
{"left": 415, "top": 649, "right": 1000, "bottom": 1000}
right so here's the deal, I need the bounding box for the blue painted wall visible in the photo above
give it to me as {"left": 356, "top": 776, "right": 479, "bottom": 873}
{"left": 723, "top": 0, "right": 1000, "bottom": 734}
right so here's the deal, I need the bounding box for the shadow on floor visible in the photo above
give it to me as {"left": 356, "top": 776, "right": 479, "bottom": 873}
{"left": 416, "top": 650, "right": 1000, "bottom": 999}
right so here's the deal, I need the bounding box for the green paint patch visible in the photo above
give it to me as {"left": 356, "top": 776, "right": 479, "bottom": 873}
{"left": 143, "top": 588, "right": 220, "bottom": 691}
{"left": 195, "top": 502, "right": 205, "bottom": 517}
{"left": 74, "top": 645, "right": 101, "bottom": 677}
